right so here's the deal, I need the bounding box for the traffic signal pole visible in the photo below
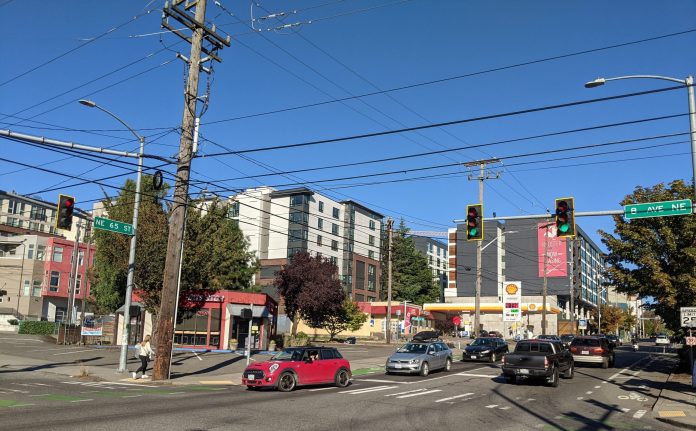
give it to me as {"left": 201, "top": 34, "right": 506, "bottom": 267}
{"left": 386, "top": 218, "right": 394, "bottom": 344}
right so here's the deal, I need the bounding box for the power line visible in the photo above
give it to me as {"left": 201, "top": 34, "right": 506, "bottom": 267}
{"left": 200, "top": 87, "right": 686, "bottom": 157}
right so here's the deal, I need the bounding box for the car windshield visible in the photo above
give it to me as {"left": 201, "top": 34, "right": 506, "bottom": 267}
{"left": 537, "top": 335, "right": 556, "bottom": 340}
{"left": 397, "top": 343, "right": 428, "bottom": 354}
{"left": 470, "top": 338, "right": 495, "bottom": 347}
{"left": 271, "top": 348, "right": 304, "bottom": 361}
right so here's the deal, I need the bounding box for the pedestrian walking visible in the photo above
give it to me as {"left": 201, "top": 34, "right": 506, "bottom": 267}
{"left": 133, "top": 334, "right": 154, "bottom": 379}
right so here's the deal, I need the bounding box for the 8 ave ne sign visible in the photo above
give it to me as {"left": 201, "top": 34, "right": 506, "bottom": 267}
{"left": 625, "top": 199, "right": 692, "bottom": 220}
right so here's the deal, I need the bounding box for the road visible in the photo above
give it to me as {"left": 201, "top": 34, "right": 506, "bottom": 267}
{"left": 0, "top": 346, "right": 679, "bottom": 431}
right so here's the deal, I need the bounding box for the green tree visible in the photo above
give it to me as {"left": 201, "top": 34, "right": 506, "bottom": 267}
{"left": 319, "top": 299, "right": 368, "bottom": 341}
{"left": 599, "top": 180, "right": 696, "bottom": 331}
{"left": 622, "top": 307, "right": 638, "bottom": 334}
{"left": 390, "top": 219, "right": 440, "bottom": 305}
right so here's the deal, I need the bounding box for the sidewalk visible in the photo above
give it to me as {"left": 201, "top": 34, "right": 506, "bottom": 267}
{"left": 653, "top": 372, "right": 696, "bottom": 429}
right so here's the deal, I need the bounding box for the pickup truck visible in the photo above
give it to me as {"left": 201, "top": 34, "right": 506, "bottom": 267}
{"left": 501, "top": 340, "right": 574, "bottom": 387}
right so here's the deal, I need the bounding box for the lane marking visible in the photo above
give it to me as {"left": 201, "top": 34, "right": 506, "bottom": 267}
{"left": 308, "top": 387, "right": 338, "bottom": 391}
{"left": 192, "top": 351, "right": 203, "bottom": 361}
{"left": 385, "top": 389, "right": 427, "bottom": 397}
{"left": 0, "top": 338, "right": 42, "bottom": 342}
{"left": 71, "top": 399, "right": 93, "bottom": 403}
{"left": 455, "top": 373, "right": 499, "bottom": 378}
{"left": 8, "top": 404, "right": 35, "bottom": 408}
{"left": 52, "top": 349, "right": 94, "bottom": 356}
{"left": 577, "top": 397, "right": 584, "bottom": 400}
{"left": 340, "top": 385, "right": 395, "bottom": 394}
{"left": 586, "top": 391, "right": 593, "bottom": 395}
{"left": 527, "top": 398, "right": 535, "bottom": 401}
{"left": 499, "top": 406, "right": 511, "bottom": 410}
{"left": 435, "top": 392, "right": 475, "bottom": 403}
{"left": 485, "top": 404, "right": 498, "bottom": 408}
{"left": 621, "top": 408, "right": 631, "bottom": 413}
{"left": 594, "top": 386, "right": 601, "bottom": 389}
{"left": 359, "top": 379, "right": 408, "bottom": 384}
{"left": 396, "top": 389, "right": 441, "bottom": 399}
{"left": 658, "top": 411, "right": 686, "bottom": 418}
{"left": 633, "top": 410, "right": 647, "bottom": 419}
{"left": 122, "top": 395, "right": 142, "bottom": 398}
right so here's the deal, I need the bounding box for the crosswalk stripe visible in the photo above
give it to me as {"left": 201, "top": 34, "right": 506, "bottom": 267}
{"left": 435, "top": 392, "right": 474, "bottom": 403}
{"left": 340, "top": 385, "right": 395, "bottom": 394}
{"left": 396, "top": 389, "right": 441, "bottom": 399}
{"left": 385, "top": 389, "right": 427, "bottom": 397}
{"left": 633, "top": 410, "right": 647, "bottom": 419}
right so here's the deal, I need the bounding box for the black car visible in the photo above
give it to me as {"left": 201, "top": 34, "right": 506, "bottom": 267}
{"left": 606, "top": 334, "right": 621, "bottom": 347}
{"left": 536, "top": 335, "right": 562, "bottom": 343}
{"left": 560, "top": 334, "right": 575, "bottom": 348}
{"left": 463, "top": 337, "right": 508, "bottom": 362}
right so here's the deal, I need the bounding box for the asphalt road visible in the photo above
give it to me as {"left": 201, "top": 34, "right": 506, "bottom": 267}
{"left": 0, "top": 346, "right": 680, "bottom": 431}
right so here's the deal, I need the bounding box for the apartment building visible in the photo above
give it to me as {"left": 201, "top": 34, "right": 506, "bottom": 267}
{"left": 412, "top": 236, "right": 448, "bottom": 300}
{"left": 213, "top": 187, "right": 383, "bottom": 302}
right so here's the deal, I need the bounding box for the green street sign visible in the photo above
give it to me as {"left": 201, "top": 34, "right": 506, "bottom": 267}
{"left": 93, "top": 216, "right": 133, "bottom": 235}
{"left": 624, "top": 199, "right": 693, "bottom": 220}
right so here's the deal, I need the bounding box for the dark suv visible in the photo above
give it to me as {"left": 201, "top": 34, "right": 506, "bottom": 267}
{"left": 570, "top": 336, "right": 615, "bottom": 368}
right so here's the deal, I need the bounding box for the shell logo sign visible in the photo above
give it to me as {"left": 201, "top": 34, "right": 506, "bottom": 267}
{"left": 505, "top": 283, "right": 519, "bottom": 295}
{"left": 502, "top": 281, "right": 522, "bottom": 322}
{"left": 528, "top": 303, "right": 537, "bottom": 311}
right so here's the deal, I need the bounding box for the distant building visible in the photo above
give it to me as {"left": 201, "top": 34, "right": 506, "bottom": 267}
{"left": 412, "top": 236, "right": 448, "bottom": 300}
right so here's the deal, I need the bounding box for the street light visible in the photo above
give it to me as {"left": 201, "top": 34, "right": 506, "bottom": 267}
{"left": 79, "top": 99, "right": 145, "bottom": 373}
{"left": 584, "top": 75, "right": 696, "bottom": 202}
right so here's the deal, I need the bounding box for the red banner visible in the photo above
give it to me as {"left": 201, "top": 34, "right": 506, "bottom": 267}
{"left": 537, "top": 223, "right": 568, "bottom": 277}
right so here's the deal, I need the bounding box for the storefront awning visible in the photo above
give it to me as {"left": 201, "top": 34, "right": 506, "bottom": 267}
{"left": 228, "top": 304, "right": 269, "bottom": 318}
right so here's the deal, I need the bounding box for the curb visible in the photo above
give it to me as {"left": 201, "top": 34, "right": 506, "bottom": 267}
{"left": 89, "top": 345, "right": 276, "bottom": 355}
{"left": 652, "top": 369, "right": 696, "bottom": 430}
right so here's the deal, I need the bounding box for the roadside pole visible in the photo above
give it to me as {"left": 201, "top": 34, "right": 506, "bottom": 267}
{"left": 246, "top": 303, "right": 253, "bottom": 366}
{"left": 541, "top": 223, "right": 550, "bottom": 335}
{"left": 386, "top": 218, "right": 393, "bottom": 344}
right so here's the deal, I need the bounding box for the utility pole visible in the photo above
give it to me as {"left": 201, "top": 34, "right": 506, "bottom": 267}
{"left": 386, "top": 218, "right": 393, "bottom": 344}
{"left": 541, "top": 223, "right": 551, "bottom": 335}
{"left": 568, "top": 238, "right": 575, "bottom": 334}
{"left": 154, "top": 0, "right": 230, "bottom": 380}
{"left": 79, "top": 227, "right": 92, "bottom": 345}
{"left": 466, "top": 158, "right": 500, "bottom": 338}
{"left": 64, "top": 223, "right": 81, "bottom": 344}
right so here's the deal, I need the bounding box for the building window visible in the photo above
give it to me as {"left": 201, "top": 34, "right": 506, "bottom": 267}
{"left": 332, "top": 207, "right": 340, "bottom": 219}
{"left": 289, "top": 230, "right": 308, "bottom": 241}
{"left": 427, "top": 243, "right": 432, "bottom": 253}
{"left": 368, "top": 250, "right": 375, "bottom": 259}
{"left": 6, "top": 217, "right": 17, "bottom": 227}
{"left": 332, "top": 223, "right": 339, "bottom": 235}
{"left": 368, "top": 235, "right": 375, "bottom": 246}
{"left": 52, "top": 246, "right": 63, "bottom": 263}
{"left": 228, "top": 201, "right": 240, "bottom": 218}
{"left": 36, "top": 245, "right": 45, "bottom": 261}
{"left": 317, "top": 235, "right": 323, "bottom": 246}
{"left": 22, "top": 280, "right": 30, "bottom": 296}
{"left": 290, "top": 195, "right": 305, "bottom": 207}
{"left": 369, "top": 220, "right": 375, "bottom": 230}
{"left": 317, "top": 218, "right": 323, "bottom": 230}
{"left": 75, "top": 275, "right": 81, "bottom": 295}
{"left": 49, "top": 271, "right": 60, "bottom": 292}
{"left": 289, "top": 212, "right": 308, "bottom": 224}
{"left": 437, "top": 247, "right": 441, "bottom": 257}
{"left": 27, "top": 244, "right": 34, "bottom": 260}
{"left": 78, "top": 250, "right": 84, "bottom": 266}
{"left": 8, "top": 200, "right": 23, "bottom": 215}
{"left": 329, "top": 256, "right": 338, "bottom": 266}
{"left": 30, "top": 206, "right": 47, "bottom": 221}
{"left": 32, "top": 281, "right": 41, "bottom": 297}
{"left": 437, "top": 258, "right": 440, "bottom": 267}
{"left": 331, "top": 240, "right": 338, "bottom": 251}
{"left": 429, "top": 256, "right": 433, "bottom": 265}
{"left": 318, "top": 201, "right": 324, "bottom": 212}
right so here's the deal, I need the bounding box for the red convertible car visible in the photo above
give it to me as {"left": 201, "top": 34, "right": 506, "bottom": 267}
{"left": 242, "top": 346, "right": 352, "bottom": 392}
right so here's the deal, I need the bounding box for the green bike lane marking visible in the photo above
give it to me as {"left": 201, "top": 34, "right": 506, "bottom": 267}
{"left": 352, "top": 367, "right": 384, "bottom": 376}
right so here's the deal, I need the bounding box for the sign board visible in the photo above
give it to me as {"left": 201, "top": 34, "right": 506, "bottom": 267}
{"left": 452, "top": 316, "right": 461, "bottom": 326}
{"left": 93, "top": 216, "right": 133, "bottom": 236}
{"left": 625, "top": 199, "right": 692, "bottom": 220}
{"left": 578, "top": 319, "right": 588, "bottom": 330}
{"left": 537, "top": 223, "right": 568, "bottom": 277}
{"left": 502, "top": 281, "right": 522, "bottom": 322}
{"left": 81, "top": 320, "right": 103, "bottom": 336}
{"left": 686, "top": 337, "right": 696, "bottom": 346}
{"left": 681, "top": 307, "right": 696, "bottom": 328}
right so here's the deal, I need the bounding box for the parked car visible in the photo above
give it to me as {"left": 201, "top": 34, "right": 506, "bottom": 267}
{"left": 501, "top": 340, "right": 574, "bottom": 387}
{"left": 560, "top": 334, "right": 575, "bottom": 348}
{"left": 536, "top": 335, "right": 562, "bottom": 342}
{"left": 385, "top": 339, "right": 453, "bottom": 376}
{"left": 344, "top": 337, "right": 357, "bottom": 345}
{"left": 242, "top": 346, "right": 351, "bottom": 392}
{"left": 487, "top": 331, "right": 503, "bottom": 338}
{"left": 606, "top": 334, "right": 622, "bottom": 348}
{"left": 463, "top": 337, "right": 509, "bottom": 362}
{"left": 570, "top": 336, "right": 615, "bottom": 368}
{"left": 655, "top": 334, "right": 670, "bottom": 346}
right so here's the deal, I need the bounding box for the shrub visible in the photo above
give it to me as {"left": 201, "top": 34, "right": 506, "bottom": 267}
{"left": 18, "top": 321, "right": 57, "bottom": 335}
{"left": 7, "top": 319, "right": 19, "bottom": 326}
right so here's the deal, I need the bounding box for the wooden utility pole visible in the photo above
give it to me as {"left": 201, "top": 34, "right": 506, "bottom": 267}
{"left": 386, "top": 218, "right": 394, "bottom": 344}
{"left": 541, "top": 223, "right": 550, "bottom": 335}
{"left": 153, "top": 0, "right": 230, "bottom": 380}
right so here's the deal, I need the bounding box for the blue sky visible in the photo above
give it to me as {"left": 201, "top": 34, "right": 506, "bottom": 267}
{"left": 1, "top": 0, "right": 695, "bottom": 249}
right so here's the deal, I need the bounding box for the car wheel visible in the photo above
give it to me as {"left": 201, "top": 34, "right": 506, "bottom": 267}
{"left": 490, "top": 353, "right": 497, "bottom": 363}
{"left": 563, "top": 363, "right": 574, "bottom": 379}
{"left": 547, "top": 366, "right": 559, "bottom": 388}
{"left": 609, "top": 355, "right": 615, "bottom": 368}
{"left": 335, "top": 368, "right": 351, "bottom": 388}
{"left": 444, "top": 358, "right": 452, "bottom": 372}
{"left": 277, "top": 372, "right": 296, "bottom": 392}
{"left": 601, "top": 358, "right": 608, "bottom": 369}
{"left": 419, "top": 362, "right": 430, "bottom": 377}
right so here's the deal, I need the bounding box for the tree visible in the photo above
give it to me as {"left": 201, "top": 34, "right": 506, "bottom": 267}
{"left": 599, "top": 180, "right": 696, "bottom": 331}
{"left": 591, "top": 305, "right": 625, "bottom": 334}
{"left": 389, "top": 219, "right": 440, "bottom": 305}
{"left": 275, "top": 252, "right": 345, "bottom": 336}
{"left": 622, "top": 307, "right": 638, "bottom": 334}
{"left": 319, "top": 299, "right": 368, "bottom": 341}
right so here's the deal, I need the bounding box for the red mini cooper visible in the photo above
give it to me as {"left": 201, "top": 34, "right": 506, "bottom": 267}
{"left": 242, "top": 346, "right": 352, "bottom": 392}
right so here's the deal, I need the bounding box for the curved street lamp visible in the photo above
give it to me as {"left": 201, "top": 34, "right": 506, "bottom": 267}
{"left": 79, "top": 99, "right": 145, "bottom": 374}
{"left": 583, "top": 75, "right": 696, "bottom": 203}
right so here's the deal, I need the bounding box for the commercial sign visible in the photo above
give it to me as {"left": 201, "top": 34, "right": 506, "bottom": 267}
{"left": 81, "top": 320, "right": 103, "bottom": 336}
{"left": 538, "top": 223, "right": 568, "bottom": 277}
{"left": 681, "top": 307, "right": 696, "bottom": 328}
{"left": 502, "top": 281, "right": 522, "bottom": 322}
{"left": 578, "top": 319, "right": 588, "bottom": 330}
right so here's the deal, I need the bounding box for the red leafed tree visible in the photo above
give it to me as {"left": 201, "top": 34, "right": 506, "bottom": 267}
{"left": 275, "top": 251, "right": 345, "bottom": 336}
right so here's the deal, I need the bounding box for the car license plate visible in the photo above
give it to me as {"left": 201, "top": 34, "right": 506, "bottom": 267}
{"left": 581, "top": 351, "right": 589, "bottom": 355}
{"left": 394, "top": 363, "right": 402, "bottom": 369}
{"left": 519, "top": 369, "right": 529, "bottom": 375}
{"left": 247, "top": 374, "right": 255, "bottom": 380}
{"left": 471, "top": 355, "right": 477, "bottom": 359}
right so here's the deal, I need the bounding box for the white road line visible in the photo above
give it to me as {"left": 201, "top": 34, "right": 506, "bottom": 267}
{"left": 455, "top": 373, "right": 499, "bottom": 378}
{"left": 435, "top": 393, "right": 475, "bottom": 403}
{"left": 594, "top": 386, "right": 601, "bottom": 389}
{"left": 633, "top": 410, "right": 647, "bottom": 419}
{"left": 122, "top": 395, "right": 142, "bottom": 398}
{"left": 586, "top": 391, "right": 593, "bottom": 395}
{"left": 340, "top": 385, "right": 395, "bottom": 394}
{"left": 527, "top": 398, "right": 535, "bottom": 401}
{"left": 621, "top": 408, "right": 631, "bottom": 413}
{"left": 499, "top": 406, "right": 511, "bottom": 410}
{"left": 168, "top": 392, "right": 185, "bottom": 395}
{"left": 0, "top": 338, "right": 42, "bottom": 342}
{"left": 308, "top": 387, "right": 339, "bottom": 392}
{"left": 192, "top": 351, "right": 203, "bottom": 361}
{"left": 607, "top": 357, "right": 651, "bottom": 381}
{"left": 577, "top": 397, "right": 584, "bottom": 400}
{"left": 71, "top": 399, "right": 93, "bottom": 403}
{"left": 28, "top": 394, "right": 51, "bottom": 397}
{"left": 359, "top": 379, "right": 408, "bottom": 384}
{"left": 385, "top": 389, "right": 427, "bottom": 397}
{"left": 396, "top": 389, "right": 441, "bottom": 399}
{"left": 8, "top": 404, "right": 36, "bottom": 408}
{"left": 52, "top": 349, "right": 94, "bottom": 356}
{"left": 485, "top": 404, "right": 498, "bottom": 409}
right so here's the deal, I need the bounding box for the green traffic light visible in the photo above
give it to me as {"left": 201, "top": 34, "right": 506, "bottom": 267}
{"left": 559, "top": 224, "right": 569, "bottom": 233}
{"left": 469, "top": 228, "right": 478, "bottom": 236}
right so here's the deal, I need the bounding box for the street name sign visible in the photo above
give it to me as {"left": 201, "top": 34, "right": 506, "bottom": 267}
{"left": 624, "top": 199, "right": 692, "bottom": 220}
{"left": 681, "top": 307, "right": 696, "bottom": 328}
{"left": 93, "top": 216, "right": 133, "bottom": 236}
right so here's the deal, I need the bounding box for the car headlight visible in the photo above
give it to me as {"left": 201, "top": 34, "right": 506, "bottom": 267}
{"left": 269, "top": 364, "right": 280, "bottom": 374}
{"left": 410, "top": 358, "right": 420, "bottom": 364}
{"left": 480, "top": 350, "right": 491, "bottom": 354}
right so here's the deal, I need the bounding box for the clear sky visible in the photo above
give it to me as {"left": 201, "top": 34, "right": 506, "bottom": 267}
{"left": 1, "top": 0, "right": 695, "bottom": 249}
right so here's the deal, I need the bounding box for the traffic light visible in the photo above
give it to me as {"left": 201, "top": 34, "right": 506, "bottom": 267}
{"left": 56, "top": 194, "right": 75, "bottom": 230}
{"left": 466, "top": 204, "right": 483, "bottom": 241}
{"left": 555, "top": 197, "right": 576, "bottom": 237}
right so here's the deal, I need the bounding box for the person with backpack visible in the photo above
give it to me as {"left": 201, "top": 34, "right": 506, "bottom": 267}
{"left": 133, "top": 334, "right": 154, "bottom": 379}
